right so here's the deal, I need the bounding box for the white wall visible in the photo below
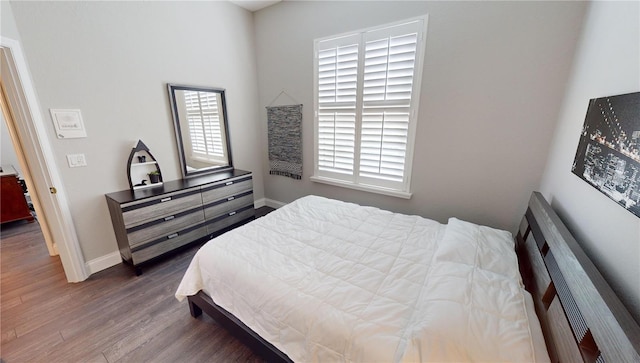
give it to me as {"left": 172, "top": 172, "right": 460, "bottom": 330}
{"left": 1, "top": 112, "right": 23, "bottom": 176}
{"left": 7, "top": 1, "right": 263, "bottom": 262}
{"left": 0, "top": 0, "right": 20, "bottom": 40}
{"left": 254, "top": 1, "right": 587, "bottom": 231}
{"left": 540, "top": 1, "right": 640, "bottom": 321}
{"left": 1, "top": 0, "right": 22, "bottom": 176}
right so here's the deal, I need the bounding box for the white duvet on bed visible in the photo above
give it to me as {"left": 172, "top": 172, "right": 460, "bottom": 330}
{"left": 176, "top": 195, "right": 548, "bottom": 362}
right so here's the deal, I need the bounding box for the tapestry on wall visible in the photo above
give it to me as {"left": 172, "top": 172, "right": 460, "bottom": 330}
{"left": 267, "top": 104, "right": 303, "bottom": 180}
{"left": 572, "top": 91, "right": 640, "bottom": 218}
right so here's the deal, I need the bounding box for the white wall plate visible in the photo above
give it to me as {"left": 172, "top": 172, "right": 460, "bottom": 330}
{"left": 50, "top": 109, "right": 87, "bottom": 139}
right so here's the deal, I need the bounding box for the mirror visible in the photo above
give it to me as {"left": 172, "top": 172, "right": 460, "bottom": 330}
{"left": 167, "top": 84, "right": 233, "bottom": 178}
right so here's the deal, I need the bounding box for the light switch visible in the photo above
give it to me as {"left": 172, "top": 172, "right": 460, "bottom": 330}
{"left": 67, "top": 153, "right": 87, "bottom": 168}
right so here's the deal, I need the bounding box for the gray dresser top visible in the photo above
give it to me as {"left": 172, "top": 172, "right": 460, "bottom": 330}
{"left": 106, "top": 169, "right": 251, "bottom": 204}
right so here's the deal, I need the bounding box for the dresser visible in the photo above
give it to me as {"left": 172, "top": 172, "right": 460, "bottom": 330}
{"left": 105, "top": 169, "right": 254, "bottom": 275}
{"left": 0, "top": 166, "right": 34, "bottom": 224}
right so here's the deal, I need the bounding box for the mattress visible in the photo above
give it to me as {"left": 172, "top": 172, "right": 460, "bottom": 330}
{"left": 176, "top": 195, "right": 549, "bottom": 362}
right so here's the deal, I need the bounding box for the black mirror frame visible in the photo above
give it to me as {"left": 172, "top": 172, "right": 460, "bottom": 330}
{"left": 167, "top": 83, "right": 233, "bottom": 179}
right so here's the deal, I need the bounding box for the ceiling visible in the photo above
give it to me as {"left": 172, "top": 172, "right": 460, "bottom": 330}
{"left": 229, "top": 0, "right": 282, "bottom": 12}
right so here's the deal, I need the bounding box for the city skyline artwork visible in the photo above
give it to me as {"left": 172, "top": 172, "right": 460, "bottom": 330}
{"left": 572, "top": 92, "right": 640, "bottom": 218}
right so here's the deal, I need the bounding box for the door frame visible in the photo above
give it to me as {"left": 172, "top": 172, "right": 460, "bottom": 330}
{"left": 0, "top": 36, "right": 88, "bottom": 282}
{"left": 1, "top": 78, "right": 57, "bottom": 256}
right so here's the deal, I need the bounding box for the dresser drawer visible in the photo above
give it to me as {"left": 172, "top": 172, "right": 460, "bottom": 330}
{"left": 203, "top": 191, "right": 253, "bottom": 220}
{"left": 126, "top": 206, "right": 204, "bottom": 248}
{"left": 122, "top": 187, "right": 202, "bottom": 228}
{"left": 201, "top": 176, "right": 252, "bottom": 204}
{"left": 105, "top": 169, "right": 254, "bottom": 275}
{"left": 131, "top": 224, "right": 206, "bottom": 264}
{"left": 205, "top": 205, "right": 254, "bottom": 236}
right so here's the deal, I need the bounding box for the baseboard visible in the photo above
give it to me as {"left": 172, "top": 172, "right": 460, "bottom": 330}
{"left": 86, "top": 251, "right": 122, "bottom": 274}
{"left": 264, "top": 198, "right": 286, "bottom": 209}
{"left": 255, "top": 197, "right": 286, "bottom": 209}
{"left": 253, "top": 198, "right": 266, "bottom": 208}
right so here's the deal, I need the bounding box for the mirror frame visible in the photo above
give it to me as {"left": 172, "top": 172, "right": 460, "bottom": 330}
{"left": 167, "top": 83, "right": 233, "bottom": 178}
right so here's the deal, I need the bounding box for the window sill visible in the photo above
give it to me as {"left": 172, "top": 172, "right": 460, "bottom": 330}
{"left": 310, "top": 175, "right": 412, "bottom": 199}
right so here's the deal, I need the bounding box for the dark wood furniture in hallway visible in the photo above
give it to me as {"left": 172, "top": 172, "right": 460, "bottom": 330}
{"left": 0, "top": 166, "right": 34, "bottom": 224}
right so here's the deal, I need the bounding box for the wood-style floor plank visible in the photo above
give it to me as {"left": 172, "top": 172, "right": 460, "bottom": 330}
{"left": 1, "top": 219, "right": 266, "bottom": 362}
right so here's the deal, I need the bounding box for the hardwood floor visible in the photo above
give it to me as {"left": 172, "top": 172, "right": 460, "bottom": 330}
{"left": 1, "top": 218, "right": 268, "bottom": 362}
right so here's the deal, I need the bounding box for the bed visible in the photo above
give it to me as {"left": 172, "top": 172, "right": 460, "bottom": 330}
{"left": 175, "top": 192, "right": 640, "bottom": 362}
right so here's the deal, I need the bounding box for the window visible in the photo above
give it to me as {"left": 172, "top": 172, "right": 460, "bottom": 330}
{"left": 183, "top": 90, "right": 227, "bottom": 163}
{"left": 312, "top": 17, "right": 427, "bottom": 198}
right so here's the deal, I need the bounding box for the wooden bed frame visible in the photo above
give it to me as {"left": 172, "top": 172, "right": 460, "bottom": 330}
{"left": 516, "top": 192, "right": 639, "bottom": 362}
{"left": 188, "top": 192, "right": 640, "bottom": 362}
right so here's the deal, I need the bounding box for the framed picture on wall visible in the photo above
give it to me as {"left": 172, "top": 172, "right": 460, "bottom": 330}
{"left": 572, "top": 91, "right": 640, "bottom": 218}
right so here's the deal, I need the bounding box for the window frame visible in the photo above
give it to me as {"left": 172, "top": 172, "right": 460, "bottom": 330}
{"left": 311, "top": 15, "right": 428, "bottom": 199}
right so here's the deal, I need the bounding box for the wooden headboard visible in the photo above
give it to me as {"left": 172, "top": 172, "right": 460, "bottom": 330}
{"left": 516, "top": 192, "right": 640, "bottom": 362}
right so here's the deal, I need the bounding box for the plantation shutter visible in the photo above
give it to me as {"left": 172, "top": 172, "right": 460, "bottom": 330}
{"left": 313, "top": 18, "right": 425, "bottom": 195}
{"left": 184, "top": 91, "right": 225, "bottom": 160}
{"left": 359, "top": 21, "right": 420, "bottom": 187}
{"left": 316, "top": 34, "right": 360, "bottom": 179}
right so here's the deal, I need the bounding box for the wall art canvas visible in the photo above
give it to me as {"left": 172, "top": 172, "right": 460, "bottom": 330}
{"left": 572, "top": 92, "right": 640, "bottom": 218}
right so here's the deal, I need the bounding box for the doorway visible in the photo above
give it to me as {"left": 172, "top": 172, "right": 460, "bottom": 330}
{"left": 0, "top": 38, "right": 88, "bottom": 282}
{"left": 0, "top": 98, "right": 56, "bottom": 255}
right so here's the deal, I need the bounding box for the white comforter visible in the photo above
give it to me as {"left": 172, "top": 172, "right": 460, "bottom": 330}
{"left": 176, "top": 195, "right": 548, "bottom": 362}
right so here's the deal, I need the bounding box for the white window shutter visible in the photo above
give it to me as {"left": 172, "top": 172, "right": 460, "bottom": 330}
{"left": 313, "top": 17, "right": 426, "bottom": 195}
{"left": 316, "top": 35, "right": 360, "bottom": 177}
{"left": 360, "top": 22, "right": 419, "bottom": 186}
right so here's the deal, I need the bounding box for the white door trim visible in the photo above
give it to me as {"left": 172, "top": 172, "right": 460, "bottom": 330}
{"left": 0, "top": 36, "right": 88, "bottom": 282}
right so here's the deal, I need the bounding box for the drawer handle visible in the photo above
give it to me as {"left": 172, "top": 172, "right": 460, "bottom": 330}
{"left": 167, "top": 233, "right": 179, "bottom": 239}
{"left": 227, "top": 196, "right": 235, "bottom": 201}
{"left": 229, "top": 211, "right": 236, "bottom": 216}
{"left": 225, "top": 181, "right": 234, "bottom": 186}
{"left": 160, "top": 197, "right": 172, "bottom": 202}
{"left": 164, "top": 215, "right": 175, "bottom": 221}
